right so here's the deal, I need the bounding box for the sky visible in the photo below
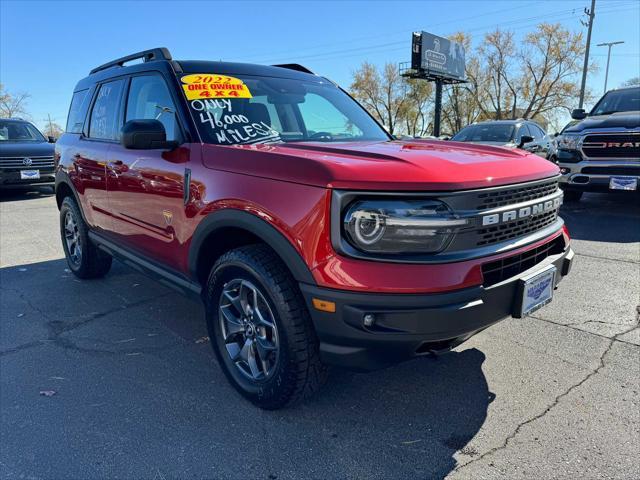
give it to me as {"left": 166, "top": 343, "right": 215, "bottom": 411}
{"left": 1, "top": 0, "right": 639, "bottom": 132}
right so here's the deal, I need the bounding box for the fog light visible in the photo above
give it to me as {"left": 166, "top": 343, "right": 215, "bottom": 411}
{"left": 363, "top": 314, "right": 375, "bottom": 327}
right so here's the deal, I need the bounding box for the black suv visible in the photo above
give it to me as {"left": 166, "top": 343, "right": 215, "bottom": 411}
{"left": 0, "top": 118, "right": 56, "bottom": 189}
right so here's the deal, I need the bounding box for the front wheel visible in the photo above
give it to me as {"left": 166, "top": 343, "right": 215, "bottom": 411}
{"left": 204, "top": 244, "right": 327, "bottom": 409}
{"left": 59, "top": 197, "right": 112, "bottom": 279}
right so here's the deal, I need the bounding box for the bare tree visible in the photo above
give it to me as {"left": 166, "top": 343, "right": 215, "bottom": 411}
{"left": 518, "top": 23, "right": 588, "bottom": 119}
{"left": 0, "top": 84, "right": 31, "bottom": 118}
{"left": 401, "top": 78, "right": 433, "bottom": 137}
{"left": 350, "top": 62, "right": 408, "bottom": 135}
{"left": 479, "top": 29, "right": 521, "bottom": 119}
{"left": 442, "top": 33, "right": 487, "bottom": 134}
{"left": 43, "top": 118, "right": 64, "bottom": 139}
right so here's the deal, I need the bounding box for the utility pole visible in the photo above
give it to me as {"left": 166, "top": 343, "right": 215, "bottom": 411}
{"left": 47, "top": 114, "right": 54, "bottom": 137}
{"left": 433, "top": 79, "right": 443, "bottom": 137}
{"left": 578, "top": 0, "right": 596, "bottom": 109}
{"left": 597, "top": 41, "right": 624, "bottom": 93}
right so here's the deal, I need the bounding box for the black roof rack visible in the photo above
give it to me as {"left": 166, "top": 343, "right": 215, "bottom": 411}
{"left": 90, "top": 47, "right": 173, "bottom": 75}
{"left": 272, "top": 64, "right": 314, "bottom": 74}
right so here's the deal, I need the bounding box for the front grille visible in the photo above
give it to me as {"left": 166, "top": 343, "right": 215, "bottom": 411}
{"left": 581, "top": 166, "right": 640, "bottom": 176}
{"left": 443, "top": 177, "right": 563, "bottom": 252}
{"left": 0, "top": 156, "right": 55, "bottom": 170}
{"left": 475, "top": 180, "right": 558, "bottom": 210}
{"left": 477, "top": 210, "right": 559, "bottom": 246}
{"left": 581, "top": 133, "right": 640, "bottom": 159}
{"left": 481, "top": 235, "right": 565, "bottom": 286}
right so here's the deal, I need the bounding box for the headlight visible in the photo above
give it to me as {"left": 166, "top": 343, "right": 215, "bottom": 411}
{"left": 556, "top": 133, "right": 581, "bottom": 150}
{"left": 343, "top": 200, "right": 468, "bottom": 254}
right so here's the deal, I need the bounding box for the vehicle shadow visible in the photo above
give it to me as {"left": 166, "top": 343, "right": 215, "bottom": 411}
{"left": 0, "top": 185, "right": 55, "bottom": 202}
{"left": 560, "top": 192, "right": 640, "bottom": 243}
{"left": 1, "top": 257, "right": 491, "bottom": 480}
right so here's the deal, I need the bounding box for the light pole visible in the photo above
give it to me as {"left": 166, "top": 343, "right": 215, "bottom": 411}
{"left": 597, "top": 41, "right": 624, "bottom": 93}
{"left": 578, "top": 0, "right": 596, "bottom": 109}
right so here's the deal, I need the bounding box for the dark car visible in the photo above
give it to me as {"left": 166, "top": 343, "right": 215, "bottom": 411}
{"left": 55, "top": 48, "right": 572, "bottom": 409}
{"left": 556, "top": 86, "right": 640, "bottom": 201}
{"left": 0, "top": 118, "right": 56, "bottom": 189}
{"left": 451, "top": 119, "right": 553, "bottom": 158}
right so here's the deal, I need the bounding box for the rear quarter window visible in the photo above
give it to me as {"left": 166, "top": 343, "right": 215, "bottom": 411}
{"left": 66, "top": 89, "right": 90, "bottom": 134}
{"left": 89, "top": 80, "right": 125, "bottom": 140}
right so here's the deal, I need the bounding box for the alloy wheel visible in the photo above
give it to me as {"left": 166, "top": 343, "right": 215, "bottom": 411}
{"left": 218, "top": 279, "right": 280, "bottom": 381}
{"left": 64, "top": 210, "right": 82, "bottom": 265}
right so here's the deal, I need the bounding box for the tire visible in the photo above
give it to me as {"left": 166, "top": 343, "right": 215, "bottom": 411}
{"left": 204, "top": 244, "right": 327, "bottom": 409}
{"left": 59, "top": 196, "right": 112, "bottom": 279}
{"left": 563, "top": 189, "right": 583, "bottom": 202}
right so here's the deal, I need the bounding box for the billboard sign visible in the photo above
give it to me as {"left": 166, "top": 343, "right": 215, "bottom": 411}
{"left": 411, "top": 32, "right": 466, "bottom": 81}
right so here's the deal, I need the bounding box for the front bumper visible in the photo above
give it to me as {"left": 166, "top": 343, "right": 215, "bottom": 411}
{"left": 0, "top": 168, "right": 55, "bottom": 187}
{"left": 301, "top": 246, "right": 573, "bottom": 371}
{"left": 557, "top": 150, "right": 639, "bottom": 192}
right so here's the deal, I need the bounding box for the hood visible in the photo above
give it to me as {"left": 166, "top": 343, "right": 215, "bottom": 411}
{"left": 0, "top": 141, "right": 55, "bottom": 158}
{"left": 202, "top": 139, "right": 559, "bottom": 191}
{"left": 566, "top": 111, "right": 640, "bottom": 133}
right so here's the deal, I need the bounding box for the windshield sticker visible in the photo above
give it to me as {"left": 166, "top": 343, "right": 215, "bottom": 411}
{"left": 181, "top": 74, "right": 252, "bottom": 100}
{"left": 189, "top": 98, "right": 281, "bottom": 145}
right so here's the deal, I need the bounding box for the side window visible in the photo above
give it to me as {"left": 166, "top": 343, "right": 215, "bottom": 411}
{"left": 517, "top": 124, "right": 531, "bottom": 143}
{"left": 249, "top": 95, "right": 283, "bottom": 132}
{"left": 125, "top": 75, "right": 180, "bottom": 142}
{"left": 298, "top": 93, "right": 363, "bottom": 137}
{"left": 89, "top": 80, "right": 125, "bottom": 140}
{"left": 66, "top": 89, "right": 90, "bottom": 133}
{"left": 530, "top": 124, "right": 546, "bottom": 140}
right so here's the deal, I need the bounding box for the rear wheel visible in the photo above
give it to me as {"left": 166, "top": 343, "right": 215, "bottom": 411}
{"left": 204, "top": 244, "right": 327, "bottom": 409}
{"left": 59, "top": 197, "right": 112, "bottom": 279}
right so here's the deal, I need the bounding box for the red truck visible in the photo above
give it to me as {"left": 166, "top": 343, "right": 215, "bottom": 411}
{"left": 55, "top": 48, "right": 573, "bottom": 409}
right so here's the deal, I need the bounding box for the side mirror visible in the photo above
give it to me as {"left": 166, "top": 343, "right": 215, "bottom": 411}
{"left": 571, "top": 109, "right": 587, "bottom": 120}
{"left": 121, "top": 119, "right": 178, "bottom": 150}
{"left": 518, "top": 135, "right": 534, "bottom": 148}
{"left": 47, "top": 136, "right": 56, "bottom": 143}
{"left": 554, "top": 132, "right": 560, "bottom": 137}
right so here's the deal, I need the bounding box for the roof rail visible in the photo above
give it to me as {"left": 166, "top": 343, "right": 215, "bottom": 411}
{"left": 90, "top": 47, "right": 173, "bottom": 75}
{"left": 272, "top": 64, "right": 314, "bottom": 74}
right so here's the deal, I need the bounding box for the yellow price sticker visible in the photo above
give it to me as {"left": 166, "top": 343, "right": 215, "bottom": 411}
{"left": 181, "top": 74, "right": 252, "bottom": 100}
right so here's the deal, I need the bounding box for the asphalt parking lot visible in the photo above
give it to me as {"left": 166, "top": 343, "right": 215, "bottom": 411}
{"left": 1, "top": 186, "right": 638, "bottom": 480}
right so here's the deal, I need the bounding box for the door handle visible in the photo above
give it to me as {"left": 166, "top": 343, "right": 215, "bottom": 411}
{"left": 183, "top": 168, "right": 192, "bottom": 205}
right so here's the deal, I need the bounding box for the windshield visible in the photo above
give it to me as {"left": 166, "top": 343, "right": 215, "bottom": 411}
{"left": 590, "top": 87, "right": 640, "bottom": 115}
{"left": 180, "top": 74, "right": 390, "bottom": 145}
{"left": 451, "top": 124, "right": 515, "bottom": 143}
{"left": 0, "top": 120, "right": 46, "bottom": 142}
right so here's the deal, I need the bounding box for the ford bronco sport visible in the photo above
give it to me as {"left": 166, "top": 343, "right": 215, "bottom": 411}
{"left": 55, "top": 48, "right": 573, "bottom": 409}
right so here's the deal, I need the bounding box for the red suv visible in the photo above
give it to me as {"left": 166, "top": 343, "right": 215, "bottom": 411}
{"left": 55, "top": 48, "right": 573, "bottom": 409}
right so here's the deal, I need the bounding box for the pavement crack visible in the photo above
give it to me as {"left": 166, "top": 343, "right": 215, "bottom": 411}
{"left": 2, "top": 286, "right": 170, "bottom": 356}
{"left": 452, "top": 323, "right": 638, "bottom": 474}
{"left": 529, "top": 314, "right": 639, "bottom": 346}
{"left": 573, "top": 252, "right": 639, "bottom": 265}
{"left": 0, "top": 340, "right": 46, "bottom": 357}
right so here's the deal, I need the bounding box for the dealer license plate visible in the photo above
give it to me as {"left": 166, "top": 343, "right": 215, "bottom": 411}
{"left": 609, "top": 176, "right": 637, "bottom": 191}
{"left": 20, "top": 170, "right": 40, "bottom": 180}
{"left": 520, "top": 265, "right": 556, "bottom": 317}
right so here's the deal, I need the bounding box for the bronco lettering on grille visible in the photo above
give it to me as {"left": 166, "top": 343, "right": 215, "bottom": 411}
{"left": 481, "top": 196, "right": 563, "bottom": 226}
